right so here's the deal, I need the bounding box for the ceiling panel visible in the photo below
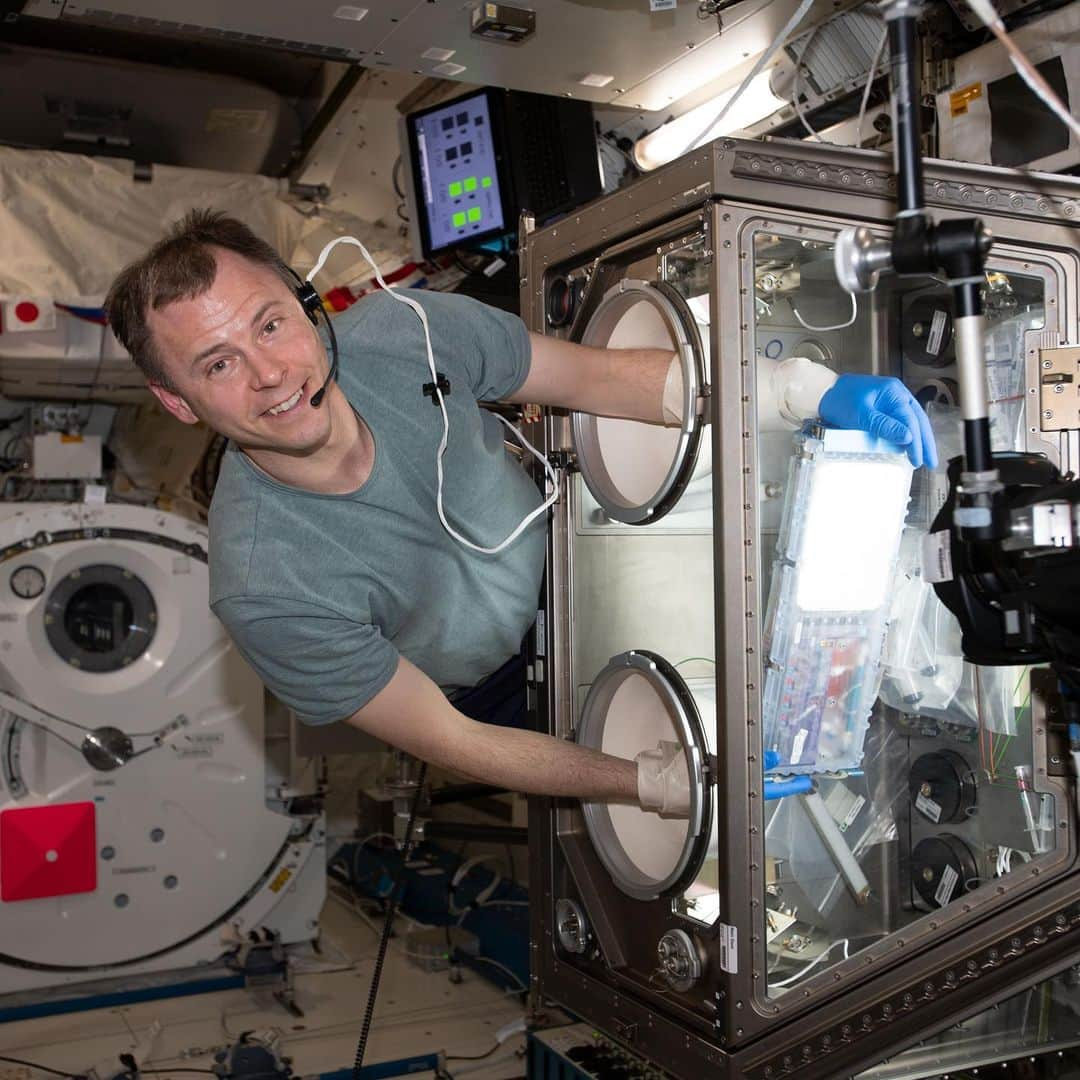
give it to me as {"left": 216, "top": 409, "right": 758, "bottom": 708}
{"left": 28, "top": 0, "right": 844, "bottom": 112}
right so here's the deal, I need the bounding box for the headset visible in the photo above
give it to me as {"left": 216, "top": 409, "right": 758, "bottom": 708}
{"left": 285, "top": 264, "right": 339, "bottom": 409}
{"left": 298, "top": 235, "right": 558, "bottom": 556}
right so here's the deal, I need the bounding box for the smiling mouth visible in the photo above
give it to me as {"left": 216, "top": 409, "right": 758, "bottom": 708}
{"left": 265, "top": 383, "right": 306, "bottom": 417}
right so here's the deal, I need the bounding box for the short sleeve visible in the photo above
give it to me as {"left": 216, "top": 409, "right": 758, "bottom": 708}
{"left": 391, "top": 289, "right": 532, "bottom": 402}
{"left": 453, "top": 294, "right": 532, "bottom": 402}
{"left": 212, "top": 595, "right": 399, "bottom": 725}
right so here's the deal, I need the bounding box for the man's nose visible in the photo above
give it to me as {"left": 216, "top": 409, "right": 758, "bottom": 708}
{"left": 249, "top": 349, "right": 285, "bottom": 389}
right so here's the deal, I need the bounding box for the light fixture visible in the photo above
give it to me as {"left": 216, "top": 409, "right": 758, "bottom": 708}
{"left": 333, "top": 5, "right": 369, "bottom": 19}
{"left": 632, "top": 68, "right": 785, "bottom": 171}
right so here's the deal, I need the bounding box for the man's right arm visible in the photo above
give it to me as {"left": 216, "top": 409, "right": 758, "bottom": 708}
{"left": 215, "top": 597, "right": 690, "bottom": 811}
{"left": 343, "top": 655, "right": 640, "bottom": 803}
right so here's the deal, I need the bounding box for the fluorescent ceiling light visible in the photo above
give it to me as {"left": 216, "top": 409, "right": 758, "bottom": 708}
{"left": 633, "top": 69, "right": 785, "bottom": 171}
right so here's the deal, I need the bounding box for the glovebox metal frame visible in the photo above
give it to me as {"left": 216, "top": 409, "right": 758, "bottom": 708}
{"left": 521, "top": 136, "right": 1080, "bottom": 1079}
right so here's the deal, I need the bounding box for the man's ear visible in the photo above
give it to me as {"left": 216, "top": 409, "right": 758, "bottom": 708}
{"left": 148, "top": 381, "right": 200, "bottom": 425}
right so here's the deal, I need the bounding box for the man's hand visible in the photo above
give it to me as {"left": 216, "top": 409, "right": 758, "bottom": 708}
{"left": 635, "top": 740, "right": 691, "bottom": 817}
{"left": 818, "top": 374, "right": 938, "bottom": 469}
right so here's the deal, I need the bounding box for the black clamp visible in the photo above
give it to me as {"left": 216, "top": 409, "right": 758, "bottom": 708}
{"left": 423, "top": 372, "right": 451, "bottom": 405}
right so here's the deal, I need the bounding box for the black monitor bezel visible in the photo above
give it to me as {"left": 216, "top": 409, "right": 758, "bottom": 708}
{"left": 404, "top": 87, "right": 517, "bottom": 259}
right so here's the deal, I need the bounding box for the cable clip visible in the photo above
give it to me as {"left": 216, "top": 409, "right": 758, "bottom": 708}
{"left": 423, "top": 373, "right": 451, "bottom": 405}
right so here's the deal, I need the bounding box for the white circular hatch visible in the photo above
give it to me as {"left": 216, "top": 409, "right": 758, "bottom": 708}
{"left": 0, "top": 502, "right": 291, "bottom": 970}
{"left": 571, "top": 281, "right": 709, "bottom": 525}
{"left": 576, "top": 650, "right": 716, "bottom": 900}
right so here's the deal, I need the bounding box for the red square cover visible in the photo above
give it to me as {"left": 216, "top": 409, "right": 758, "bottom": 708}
{"left": 1, "top": 802, "right": 97, "bottom": 901}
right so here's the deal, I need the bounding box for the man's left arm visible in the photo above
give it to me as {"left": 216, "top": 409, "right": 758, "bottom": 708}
{"left": 506, "top": 331, "right": 674, "bottom": 423}
{"left": 507, "top": 329, "right": 937, "bottom": 469}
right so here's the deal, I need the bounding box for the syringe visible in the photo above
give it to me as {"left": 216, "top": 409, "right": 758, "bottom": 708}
{"left": 1014, "top": 765, "right": 1040, "bottom": 851}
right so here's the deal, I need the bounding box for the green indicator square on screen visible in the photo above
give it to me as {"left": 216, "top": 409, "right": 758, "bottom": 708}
{"left": 448, "top": 181, "right": 463, "bottom": 197}
{"left": 481, "top": 176, "right": 492, "bottom": 188}
{"left": 464, "top": 177, "right": 478, "bottom": 192}
{"left": 452, "top": 211, "right": 467, "bottom": 227}
{"left": 467, "top": 207, "right": 482, "bottom": 223}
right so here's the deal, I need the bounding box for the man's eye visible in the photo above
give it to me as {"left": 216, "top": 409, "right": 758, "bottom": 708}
{"left": 208, "top": 358, "right": 229, "bottom": 375}
{"left": 264, "top": 319, "right": 280, "bottom": 334}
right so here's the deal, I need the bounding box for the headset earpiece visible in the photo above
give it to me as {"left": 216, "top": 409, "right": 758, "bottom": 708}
{"left": 284, "top": 262, "right": 340, "bottom": 408}
{"left": 294, "top": 280, "right": 322, "bottom": 327}
{"left": 285, "top": 265, "right": 323, "bottom": 327}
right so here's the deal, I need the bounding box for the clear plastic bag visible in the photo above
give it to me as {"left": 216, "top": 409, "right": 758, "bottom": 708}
{"left": 879, "top": 404, "right": 1027, "bottom": 735}
{"left": 764, "top": 721, "right": 909, "bottom": 920}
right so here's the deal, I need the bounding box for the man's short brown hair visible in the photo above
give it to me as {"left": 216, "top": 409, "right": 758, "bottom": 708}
{"left": 105, "top": 208, "right": 296, "bottom": 389}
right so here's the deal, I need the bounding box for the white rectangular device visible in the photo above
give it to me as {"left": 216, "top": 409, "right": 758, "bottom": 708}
{"left": 31, "top": 431, "right": 103, "bottom": 479}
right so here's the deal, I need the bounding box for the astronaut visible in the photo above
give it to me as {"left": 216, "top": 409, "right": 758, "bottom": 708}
{"left": 106, "top": 211, "right": 935, "bottom": 817}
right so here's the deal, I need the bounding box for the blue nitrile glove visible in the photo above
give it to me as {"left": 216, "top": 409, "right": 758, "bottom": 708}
{"left": 818, "top": 374, "right": 938, "bottom": 469}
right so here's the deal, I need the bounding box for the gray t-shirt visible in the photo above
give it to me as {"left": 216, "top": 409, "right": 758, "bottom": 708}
{"left": 209, "top": 288, "right": 545, "bottom": 724}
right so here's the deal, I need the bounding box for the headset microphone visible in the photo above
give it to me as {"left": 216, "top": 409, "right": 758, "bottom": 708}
{"left": 309, "top": 313, "right": 339, "bottom": 408}
{"left": 288, "top": 268, "right": 340, "bottom": 409}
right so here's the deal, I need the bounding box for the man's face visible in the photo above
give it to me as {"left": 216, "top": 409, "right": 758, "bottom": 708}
{"left": 146, "top": 248, "right": 334, "bottom": 458}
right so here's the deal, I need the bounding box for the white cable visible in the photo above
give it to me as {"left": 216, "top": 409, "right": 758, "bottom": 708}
{"left": 771, "top": 938, "right": 849, "bottom": 987}
{"left": 468, "top": 953, "right": 528, "bottom": 992}
{"left": 326, "top": 885, "right": 384, "bottom": 938}
{"left": 965, "top": 0, "right": 1080, "bottom": 144}
{"left": 856, "top": 25, "right": 889, "bottom": 148}
{"left": 307, "top": 236, "right": 558, "bottom": 555}
{"left": 455, "top": 898, "right": 530, "bottom": 927}
{"left": 995, "top": 845, "right": 1032, "bottom": 877}
{"left": 680, "top": 0, "right": 817, "bottom": 156}
{"left": 790, "top": 291, "right": 858, "bottom": 331}
{"left": 449, "top": 853, "right": 507, "bottom": 916}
